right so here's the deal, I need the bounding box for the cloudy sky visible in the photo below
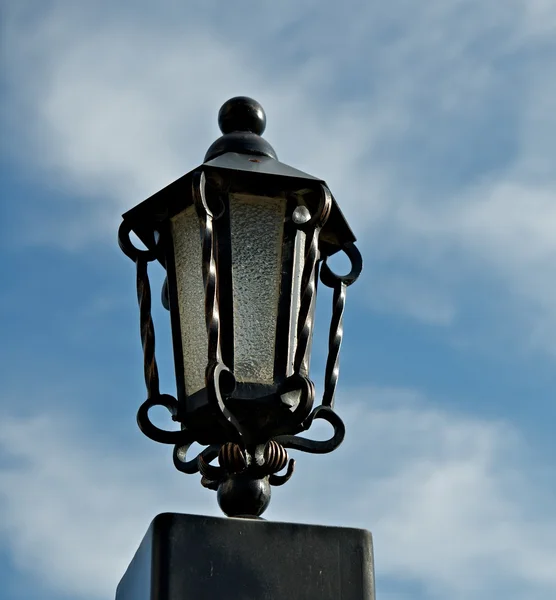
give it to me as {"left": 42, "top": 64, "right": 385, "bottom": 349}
{"left": 1, "top": 1, "right": 556, "bottom": 598}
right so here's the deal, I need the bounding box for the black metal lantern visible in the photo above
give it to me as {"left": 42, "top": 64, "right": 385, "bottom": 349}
{"left": 119, "top": 97, "right": 362, "bottom": 517}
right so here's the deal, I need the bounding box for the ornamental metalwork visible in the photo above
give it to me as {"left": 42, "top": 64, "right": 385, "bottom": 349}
{"left": 119, "top": 97, "right": 362, "bottom": 517}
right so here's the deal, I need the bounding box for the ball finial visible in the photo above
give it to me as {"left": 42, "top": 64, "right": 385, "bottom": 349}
{"left": 218, "top": 97, "right": 266, "bottom": 135}
{"left": 217, "top": 474, "right": 271, "bottom": 517}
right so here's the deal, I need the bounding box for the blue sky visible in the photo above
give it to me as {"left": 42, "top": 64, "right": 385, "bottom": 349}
{"left": 1, "top": 1, "right": 556, "bottom": 598}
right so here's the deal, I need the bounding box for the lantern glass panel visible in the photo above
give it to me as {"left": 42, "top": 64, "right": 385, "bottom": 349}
{"left": 229, "top": 193, "right": 286, "bottom": 383}
{"left": 171, "top": 205, "right": 207, "bottom": 396}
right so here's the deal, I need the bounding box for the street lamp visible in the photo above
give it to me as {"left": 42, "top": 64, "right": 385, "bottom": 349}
{"left": 118, "top": 97, "right": 362, "bottom": 518}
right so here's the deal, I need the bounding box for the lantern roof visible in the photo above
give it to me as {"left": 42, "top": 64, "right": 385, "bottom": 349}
{"left": 122, "top": 97, "right": 356, "bottom": 256}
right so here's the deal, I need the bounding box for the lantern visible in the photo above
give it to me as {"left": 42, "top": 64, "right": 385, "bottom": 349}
{"left": 119, "top": 97, "right": 362, "bottom": 516}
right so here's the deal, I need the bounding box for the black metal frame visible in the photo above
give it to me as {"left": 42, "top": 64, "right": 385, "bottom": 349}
{"left": 118, "top": 98, "right": 363, "bottom": 516}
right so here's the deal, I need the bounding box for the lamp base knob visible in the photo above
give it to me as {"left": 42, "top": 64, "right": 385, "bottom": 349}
{"left": 217, "top": 474, "right": 271, "bottom": 517}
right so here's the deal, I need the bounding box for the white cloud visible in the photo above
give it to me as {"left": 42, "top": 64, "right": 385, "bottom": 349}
{"left": 2, "top": 5, "right": 555, "bottom": 599}
{"left": 0, "top": 412, "right": 219, "bottom": 598}
{"left": 274, "top": 389, "right": 556, "bottom": 600}
{"left": 0, "top": 388, "right": 554, "bottom": 600}
{"left": 3, "top": 0, "right": 556, "bottom": 347}
{"left": 366, "top": 271, "right": 456, "bottom": 325}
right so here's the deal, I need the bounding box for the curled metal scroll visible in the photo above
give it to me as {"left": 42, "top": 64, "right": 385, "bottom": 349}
{"left": 118, "top": 220, "right": 156, "bottom": 263}
{"left": 292, "top": 184, "right": 332, "bottom": 233}
{"left": 320, "top": 241, "right": 363, "bottom": 288}
{"left": 274, "top": 405, "right": 345, "bottom": 454}
{"left": 196, "top": 440, "right": 296, "bottom": 490}
{"left": 136, "top": 394, "right": 192, "bottom": 445}
{"left": 174, "top": 442, "right": 221, "bottom": 475}
{"left": 278, "top": 372, "right": 315, "bottom": 425}
{"left": 205, "top": 361, "right": 242, "bottom": 442}
{"left": 269, "top": 459, "right": 295, "bottom": 486}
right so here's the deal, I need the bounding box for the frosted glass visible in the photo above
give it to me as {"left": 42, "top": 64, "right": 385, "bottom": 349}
{"left": 171, "top": 206, "right": 207, "bottom": 396}
{"left": 229, "top": 194, "right": 286, "bottom": 383}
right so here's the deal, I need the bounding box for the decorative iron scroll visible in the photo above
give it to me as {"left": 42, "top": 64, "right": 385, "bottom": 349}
{"left": 118, "top": 221, "right": 191, "bottom": 447}
{"left": 196, "top": 439, "right": 295, "bottom": 492}
{"left": 274, "top": 239, "right": 363, "bottom": 455}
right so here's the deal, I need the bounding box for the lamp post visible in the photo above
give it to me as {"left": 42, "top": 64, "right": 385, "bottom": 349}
{"left": 116, "top": 98, "right": 373, "bottom": 600}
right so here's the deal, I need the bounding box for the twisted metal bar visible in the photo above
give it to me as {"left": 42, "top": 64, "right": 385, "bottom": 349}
{"left": 118, "top": 221, "right": 161, "bottom": 399}
{"left": 293, "top": 185, "right": 332, "bottom": 373}
{"left": 293, "top": 229, "right": 320, "bottom": 373}
{"left": 322, "top": 281, "right": 346, "bottom": 408}
{"left": 192, "top": 170, "right": 222, "bottom": 365}
{"left": 320, "top": 242, "right": 363, "bottom": 409}
{"left": 136, "top": 256, "right": 160, "bottom": 398}
{"left": 189, "top": 170, "right": 241, "bottom": 443}
{"left": 118, "top": 220, "right": 191, "bottom": 445}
